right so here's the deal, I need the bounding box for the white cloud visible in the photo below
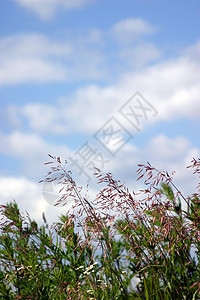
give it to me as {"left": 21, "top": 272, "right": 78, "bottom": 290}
{"left": 111, "top": 18, "right": 157, "bottom": 44}
{"left": 0, "top": 32, "right": 107, "bottom": 86}
{"left": 12, "top": 0, "right": 93, "bottom": 20}
{"left": 117, "top": 42, "right": 162, "bottom": 69}
{"left": 22, "top": 103, "right": 69, "bottom": 134}
{"left": 0, "top": 34, "right": 69, "bottom": 85}
{"left": 117, "top": 41, "right": 200, "bottom": 122}
{"left": 1, "top": 38, "right": 199, "bottom": 136}
{"left": 0, "top": 131, "right": 50, "bottom": 158}
{"left": 140, "top": 135, "right": 200, "bottom": 199}
{"left": 66, "top": 133, "right": 200, "bottom": 211}
{"left": 0, "top": 18, "right": 163, "bottom": 86}
{"left": 106, "top": 134, "right": 200, "bottom": 202}
{"left": 57, "top": 41, "right": 200, "bottom": 133}
{"left": 0, "top": 58, "right": 66, "bottom": 84}
{"left": 0, "top": 34, "right": 71, "bottom": 57}
{"left": 142, "top": 135, "right": 191, "bottom": 168}
{"left": 0, "top": 176, "right": 45, "bottom": 221}
{"left": 0, "top": 175, "right": 73, "bottom": 225}
{"left": 0, "top": 131, "right": 73, "bottom": 177}
{"left": 0, "top": 105, "right": 22, "bottom": 130}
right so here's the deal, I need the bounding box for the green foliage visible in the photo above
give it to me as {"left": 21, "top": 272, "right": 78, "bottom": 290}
{"left": 1, "top": 157, "right": 200, "bottom": 299}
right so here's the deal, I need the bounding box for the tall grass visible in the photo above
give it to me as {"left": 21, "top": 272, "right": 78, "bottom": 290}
{"left": 0, "top": 156, "right": 200, "bottom": 299}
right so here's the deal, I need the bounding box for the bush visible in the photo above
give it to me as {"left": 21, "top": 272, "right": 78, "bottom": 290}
{"left": 0, "top": 156, "right": 200, "bottom": 299}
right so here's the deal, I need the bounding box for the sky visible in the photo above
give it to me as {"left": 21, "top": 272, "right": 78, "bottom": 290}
{"left": 0, "top": 0, "right": 200, "bottom": 224}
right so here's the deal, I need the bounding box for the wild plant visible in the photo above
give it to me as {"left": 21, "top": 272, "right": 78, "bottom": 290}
{"left": 0, "top": 155, "right": 200, "bottom": 299}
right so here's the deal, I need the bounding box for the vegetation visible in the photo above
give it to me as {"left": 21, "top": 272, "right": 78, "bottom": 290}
{"left": 0, "top": 155, "right": 200, "bottom": 299}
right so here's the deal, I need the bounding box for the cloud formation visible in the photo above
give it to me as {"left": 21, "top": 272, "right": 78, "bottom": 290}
{"left": 12, "top": 0, "right": 93, "bottom": 20}
{"left": 0, "top": 130, "right": 73, "bottom": 177}
{"left": 0, "top": 34, "right": 68, "bottom": 85}
{"left": 1, "top": 38, "right": 199, "bottom": 140}
{"left": 7, "top": 40, "right": 198, "bottom": 135}
{"left": 0, "top": 18, "right": 162, "bottom": 86}
{"left": 0, "top": 175, "right": 72, "bottom": 224}
{"left": 0, "top": 31, "right": 108, "bottom": 85}
{"left": 111, "top": 18, "right": 157, "bottom": 44}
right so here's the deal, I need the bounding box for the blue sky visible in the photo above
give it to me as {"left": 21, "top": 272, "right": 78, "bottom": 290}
{"left": 0, "top": 0, "right": 200, "bottom": 223}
